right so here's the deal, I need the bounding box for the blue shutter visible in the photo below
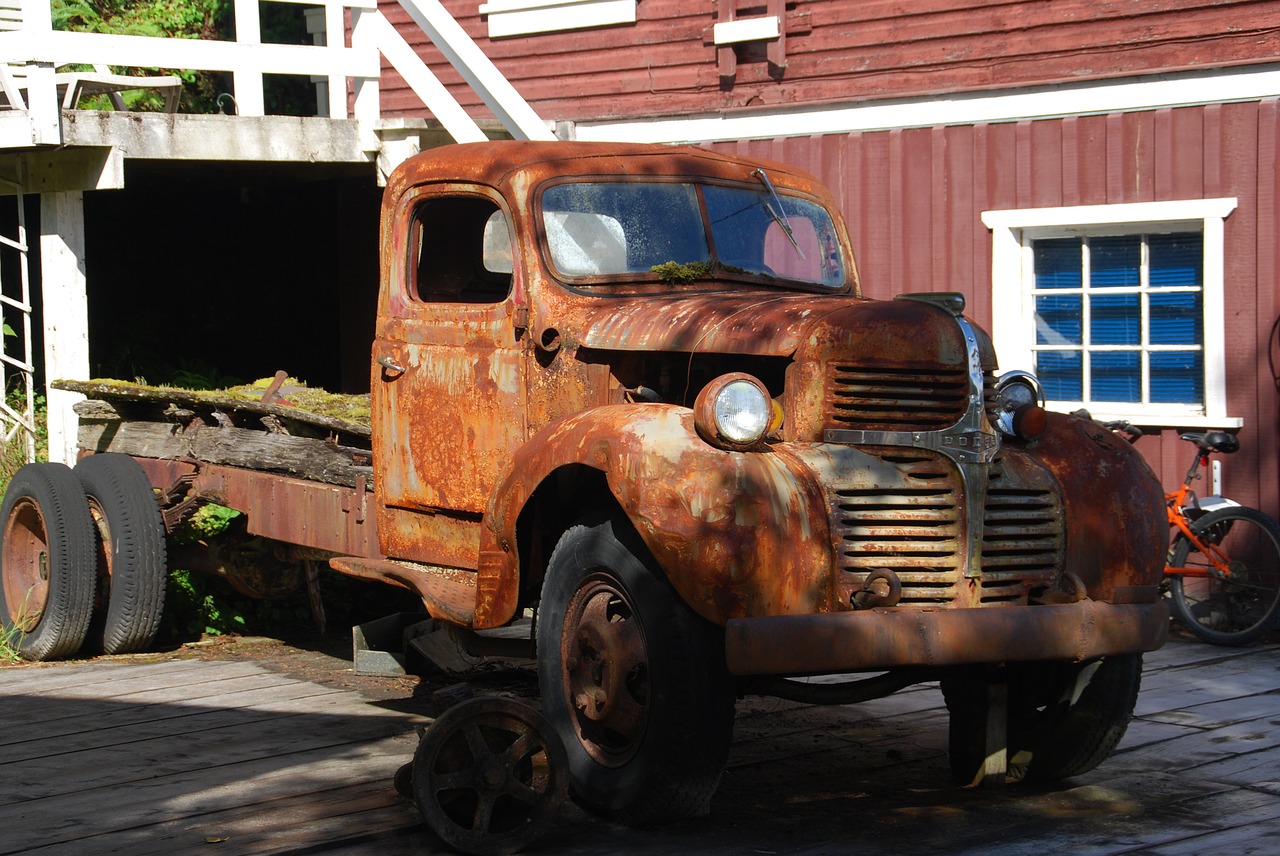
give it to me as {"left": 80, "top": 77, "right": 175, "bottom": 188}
{"left": 1091, "top": 293, "right": 1140, "bottom": 344}
{"left": 1090, "top": 236, "right": 1141, "bottom": 287}
{"left": 1036, "top": 351, "right": 1082, "bottom": 400}
{"left": 1034, "top": 238, "right": 1081, "bottom": 288}
{"left": 1091, "top": 352, "right": 1141, "bottom": 402}
{"left": 1035, "top": 294, "right": 1082, "bottom": 345}
{"left": 1150, "top": 351, "right": 1204, "bottom": 404}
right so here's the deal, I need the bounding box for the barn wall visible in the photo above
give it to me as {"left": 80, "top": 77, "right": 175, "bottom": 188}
{"left": 714, "top": 102, "right": 1280, "bottom": 516}
{"left": 380, "top": 0, "right": 1280, "bottom": 125}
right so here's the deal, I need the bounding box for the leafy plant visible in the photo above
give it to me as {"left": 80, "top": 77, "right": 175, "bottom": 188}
{"left": 0, "top": 590, "right": 37, "bottom": 664}
{"left": 0, "top": 389, "right": 47, "bottom": 495}
{"left": 651, "top": 261, "right": 712, "bottom": 283}
{"left": 51, "top": 0, "right": 315, "bottom": 114}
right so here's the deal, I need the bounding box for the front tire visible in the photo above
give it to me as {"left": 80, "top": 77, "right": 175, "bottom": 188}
{"left": 536, "top": 517, "right": 735, "bottom": 825}
{"left": 0, "top": 462, "right": 97, "bottom": 661}
{"left": 942, "top": 654, "right": 1142, "bottom": 783}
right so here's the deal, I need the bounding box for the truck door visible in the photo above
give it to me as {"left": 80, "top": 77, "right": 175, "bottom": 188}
{"left": 371, "top": 187, "right": 525, "bottom": 566}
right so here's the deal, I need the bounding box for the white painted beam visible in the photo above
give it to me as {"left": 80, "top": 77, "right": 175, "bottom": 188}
{"left": 364, "top": 11, "right": 486, "bottom": 144}
{"left": 395, "top": 0, "right": 553, "bottom": 140}
{"left": 38, "top": 190, "right": 88, "bottom": 465}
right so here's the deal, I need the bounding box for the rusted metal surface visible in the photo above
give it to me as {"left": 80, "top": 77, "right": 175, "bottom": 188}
{"left": 485, "top": 403, "right": 836, "bottom": 627}
{"left": 724, "top": 600, "right": 1169, "bottom": 676}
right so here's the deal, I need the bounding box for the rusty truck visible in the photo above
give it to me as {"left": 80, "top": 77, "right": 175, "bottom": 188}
{"left": 1, "top": 140, "right": 1168, "bottom": 826}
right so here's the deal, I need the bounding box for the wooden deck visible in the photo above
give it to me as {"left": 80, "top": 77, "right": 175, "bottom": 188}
{"left": 2, "top": 631, "right": 1279, "bottom": 855}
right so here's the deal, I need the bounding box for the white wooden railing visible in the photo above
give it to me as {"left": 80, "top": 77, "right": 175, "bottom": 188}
{"left": 0, "top": 0, "right": 552, "bottom": 147}
{"left": 0, "top": 0, "right": 552, "bottom": 466}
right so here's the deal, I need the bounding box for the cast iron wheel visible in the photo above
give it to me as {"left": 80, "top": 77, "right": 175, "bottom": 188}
{"left": 942, "top": 654, "right": 1142, "bottom": 783}
{"left": 1168, "top": 506, "right": 1280, "bottom": 646}
{"left": 537, "top": 516, "right": 735, "bottom": 825}
{"left": 75, "top": 454, "right": 168, "bottom": 654}
{"left": 411, "top": 696, "right": 569, "bottom": 856}
{"left": 0, "top": 462, "right": 97, "bottom": 660}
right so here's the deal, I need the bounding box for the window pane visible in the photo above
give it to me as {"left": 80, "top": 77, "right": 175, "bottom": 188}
{"left": 1150, "top": 352, "right": 1204, "bottom": 404}
{"left": 1090, "top": 236, "right": 1141, "bottom": 288}
{"left": 1091, "top": 352, "right": 1140, "bottom": 402}
{"left": 1034, "top": 238, "right": 1081, "bottom": 289}
{"left": 1091, "top": 293, "right": 1140, "bottom": 345}
{"left": 1035, "top": 294, "right": 1082, "bottom": 345}
{"left": 1149, "top": 233, "right": 1202, "bottom": 287}
{"left": 1150, "top": 292, "right": 1202, "bottom": 345}
{"left": 1036, "top": 351, "right": 1082, "bottom": 400}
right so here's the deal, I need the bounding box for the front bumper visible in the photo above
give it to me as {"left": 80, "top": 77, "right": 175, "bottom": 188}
{"left": 724, "top": 599, "right": 1168, "bottom": 676}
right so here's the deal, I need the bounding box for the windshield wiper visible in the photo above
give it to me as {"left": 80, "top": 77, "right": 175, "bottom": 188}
{"left": 752, "top": 168, "right": 806, "bottom": 260}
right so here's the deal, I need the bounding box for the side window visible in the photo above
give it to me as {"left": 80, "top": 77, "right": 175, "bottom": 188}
{"left": 411, "top": 196, "right": 512, "bottom": 304}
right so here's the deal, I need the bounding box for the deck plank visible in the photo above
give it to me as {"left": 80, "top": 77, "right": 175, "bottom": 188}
{"left": 1, "top": 633, "right": 1277, "bottom": 855}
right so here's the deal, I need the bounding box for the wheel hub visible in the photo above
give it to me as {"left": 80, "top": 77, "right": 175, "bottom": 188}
{"left": 2, "top": 498, "right": 51, "bottom": 631}
{"left": 560, "top": 575, "right": 650, "bottom": 766}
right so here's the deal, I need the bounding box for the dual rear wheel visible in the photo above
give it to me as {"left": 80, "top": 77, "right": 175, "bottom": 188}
{"left": 1, "top": 455, "right": 166, "bottom": 661}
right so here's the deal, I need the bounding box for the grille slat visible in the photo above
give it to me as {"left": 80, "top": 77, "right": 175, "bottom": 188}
{"left": 828, "top": 450, "right": 1064, "bottom": 608}
{"left": 826, "top": 365, "right": 970, "bottom": 430}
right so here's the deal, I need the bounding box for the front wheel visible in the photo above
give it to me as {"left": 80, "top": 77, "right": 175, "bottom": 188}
{"left": 1169, "top": 506, "right": 1280, "bottom": 646}
{"left": 942, "top": 654, "right": 1142, "bottom": 783}
{"left": 536, "top": 517, "right": 735, "bottom": 825}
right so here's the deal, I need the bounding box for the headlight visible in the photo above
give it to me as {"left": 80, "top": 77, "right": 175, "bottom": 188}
{"left": 994, "top": 370, "right": 1047, "bottom": 440}
{"left": 694, "top": 374, "right": 774, "bottom": 450}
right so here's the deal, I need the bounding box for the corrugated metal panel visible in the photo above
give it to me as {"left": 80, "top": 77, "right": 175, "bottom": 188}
{"left": 380, "top": 1, "right": 1280, "bottom": 125}
{"left": 712, "top": 102, "right": 1280, "bottom": 515}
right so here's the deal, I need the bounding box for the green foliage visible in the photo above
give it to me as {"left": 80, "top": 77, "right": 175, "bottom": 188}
{"left": 50, "top": 0, "right": 315, "bottom": 115}
{"left": 0, "top": 389, "right": 48, "bottom": 496}
{"left": 0, "top": 617, "right": 23, "bottom": 664}
{"left": 162, "top": 568, "right": 248, "bottom": 638}
{"left": 172, "top": 503, "right": 243, "bottom": 545}
{"left": 52, "top": 0, "right": 233, "bottom": 112}
{"left": 651, "top": 261, "right": 712, "bottom": 283}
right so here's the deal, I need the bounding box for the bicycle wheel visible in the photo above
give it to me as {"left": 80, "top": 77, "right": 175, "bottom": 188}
{"left": 1169, "top": 506, "right": 1280, "bottom": 645}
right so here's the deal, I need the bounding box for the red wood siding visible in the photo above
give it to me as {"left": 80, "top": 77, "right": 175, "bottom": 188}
{"left": 712, "top": 102, "right": 1280, "bottom": 517}
{"left": 380, "top": 0, "right": 1280, "bottom": 125}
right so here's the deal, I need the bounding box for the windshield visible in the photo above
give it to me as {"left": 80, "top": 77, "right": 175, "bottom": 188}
{"left": 540, "top": 180, "right": 846, "bottom": 289}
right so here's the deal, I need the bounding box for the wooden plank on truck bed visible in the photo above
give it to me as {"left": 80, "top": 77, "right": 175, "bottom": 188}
{"left": 53, "top": 377, "right": 372, "bottom": 440}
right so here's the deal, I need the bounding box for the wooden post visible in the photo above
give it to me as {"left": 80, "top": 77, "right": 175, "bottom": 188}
{"left": 38, "top": 190, "right": 89, "bottom": 465}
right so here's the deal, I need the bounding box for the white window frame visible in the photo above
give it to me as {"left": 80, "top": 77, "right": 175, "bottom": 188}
{"left": 477, "top": 0, "right": 636, "bottom": 39}
{"left": 983, "top": 198, "right": 1241, "bottom": 428}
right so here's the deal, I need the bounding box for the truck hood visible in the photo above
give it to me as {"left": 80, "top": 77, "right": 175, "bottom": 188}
{"left": 573, "top": 290, "right": 988, "bottom": 373}
{"left": 574, "top": 291, "right": 863, "bottom": 356}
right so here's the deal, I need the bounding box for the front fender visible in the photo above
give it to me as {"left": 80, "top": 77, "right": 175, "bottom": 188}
{"left": 478, "top": 404, "right": 835, "bottom": 628}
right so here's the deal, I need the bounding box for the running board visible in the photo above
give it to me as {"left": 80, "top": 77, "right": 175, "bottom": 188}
{"left": 329, "top": 556, "right": 477, "bottom": 627}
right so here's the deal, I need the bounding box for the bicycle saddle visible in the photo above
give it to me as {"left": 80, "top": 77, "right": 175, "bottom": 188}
{"left": 1179, "top": 431, "right": 1240, "bottom": 454}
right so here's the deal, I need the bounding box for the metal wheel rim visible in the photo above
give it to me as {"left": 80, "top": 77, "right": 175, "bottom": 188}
{"left": 559, "top": 572, "right": 651, "bottom": 767}
{"left": 414, "top": 697, "right": 568, "bottom": 856}
{"left": 3, "top": 497, "right": 51, "bottom": 631}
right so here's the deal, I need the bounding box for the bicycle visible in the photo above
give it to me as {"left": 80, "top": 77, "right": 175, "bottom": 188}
{"left": 1098, "top": 419, "right": 1280, "bottom": 645}
{"left": 1157, "top": 430, "right": 1280, "bottom": 645}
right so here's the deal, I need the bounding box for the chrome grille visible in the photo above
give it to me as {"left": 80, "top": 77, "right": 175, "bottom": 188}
{"left": 826, "top": 365, "right": 969, "bottom": 431}
{"left": 830, "top": 450, "right": 1064, "bottom": 607}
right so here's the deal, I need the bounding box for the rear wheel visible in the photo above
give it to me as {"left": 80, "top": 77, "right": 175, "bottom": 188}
{"left": 1169, "top": 506, "right": 1280, "bottom": 646}
{"left": 536, "top": 517, "right": 735, "bottom": 825}
{"left": 0, "top": 462, "right": 96, "bottom": 661}
{"left": 75, "top": 454, "right": 168, "bottom": 654}
{"left": 942, "top": 654, "right": 1142, "bottom": 783}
